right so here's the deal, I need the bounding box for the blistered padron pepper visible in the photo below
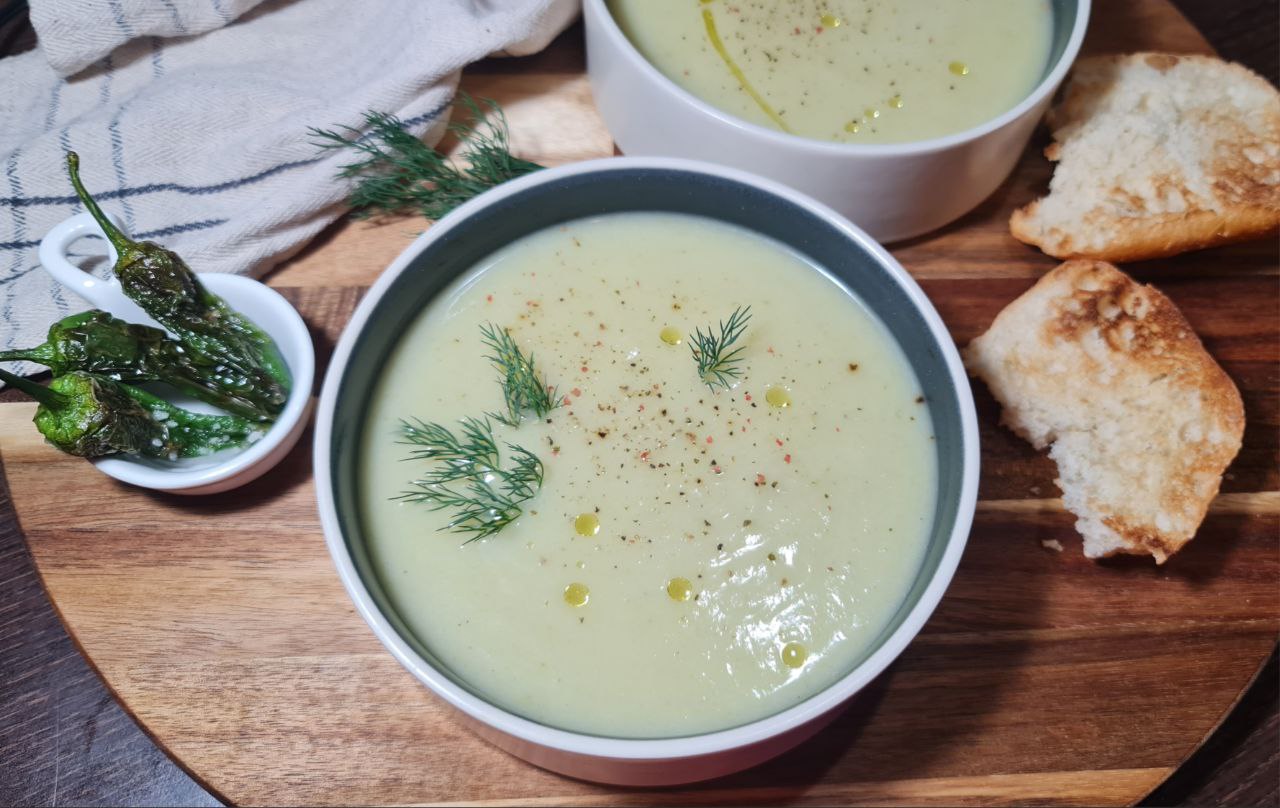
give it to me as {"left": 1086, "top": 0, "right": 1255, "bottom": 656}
{"left": 0, "top": 310, "right": 275, "bottom": 422}
{"left": 65, "top": 152, "right": 291, "bottom": 415}
{"left": 0, "top": 369, "right": 263, "bottom": 460}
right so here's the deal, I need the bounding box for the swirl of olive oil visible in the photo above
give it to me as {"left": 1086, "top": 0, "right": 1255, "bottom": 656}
{"left": 699, "top": 0, "right": 793, "bottom": 133}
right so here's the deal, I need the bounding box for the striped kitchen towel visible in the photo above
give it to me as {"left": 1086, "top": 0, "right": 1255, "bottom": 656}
{"left": 0, "top": 0, "right": 578, "bottom": 373}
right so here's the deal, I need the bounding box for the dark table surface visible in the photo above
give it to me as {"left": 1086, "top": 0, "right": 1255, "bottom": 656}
{"left": 1, "top": 3, "right": 1277, "bottom": 806}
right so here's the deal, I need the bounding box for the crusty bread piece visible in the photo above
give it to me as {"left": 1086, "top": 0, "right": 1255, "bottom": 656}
{"left": 964, "top": 260, "right": 1244, "bottom": 563}
{"left": 1011, "top": 53, "right": 1280, "bottom": 262}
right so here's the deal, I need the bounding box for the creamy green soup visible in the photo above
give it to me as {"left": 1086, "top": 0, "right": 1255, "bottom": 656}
{"left": 608, "top": 0, "right": 1055, "bottom": 144}
{"left": 359, "top": 212, "right": 936, "bottom": 737}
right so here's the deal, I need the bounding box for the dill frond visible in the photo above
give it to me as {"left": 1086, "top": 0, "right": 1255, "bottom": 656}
{"left": 690, "top": 306, "right": 752, "bottom": 391}
{"left": 500, "top": 444, "right": 544, "bottom": 502}
{"left": 399, "top": 416, "right": 499, "bottom": 485}
{"left": 480, "top": 323, "right": 561, "bottom": 426}
{"left": 395, "top": 417, "right": 544, "bottom": 542}
{"left": 309, "top": 94, "right": 543, "bottom": 221}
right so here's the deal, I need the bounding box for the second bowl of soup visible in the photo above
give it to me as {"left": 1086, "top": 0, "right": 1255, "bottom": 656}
{"left": 585, "top": 0, "right": 1090, "bottom": 241}
{"left": 316, "top": 158, "right": 978, "bottom": 785}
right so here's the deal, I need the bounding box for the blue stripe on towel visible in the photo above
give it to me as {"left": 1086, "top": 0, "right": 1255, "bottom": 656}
{"left": 108, "top": 113, "right": 137, "bottom": 232}
{"left": 0, "top": 263, "right": 41, "bottom": 288}
{"left": 151, "top": 37, "right": 165, "bottom": 77}
{"left": 3, "top": 151, "right": 25, "bottom": 324}
{"left": 135, "top": 217, "right": 227, "bottom": 240}
{"left": 0, "top": 217, "right": 227, "bottom": 252}
{"left": 0, "top": 158, "right": 322, "bottom": 207}
{"left": 43, "top": 82, "right": 62, "bottom": 133}
{"left": 99, "top": 55, "right": 114, "bottom": 106}
{"left": 400, "top": 99, "right": 453, "bottom": 130}
{"left": 159, "top": 0, "right": 188, "bottom": 34}
{"left": 107, "top": 0, "right": 136, "bottom": 38}
{"left": 1, "top": 94, "right": 455, "bottom": 208}
{"left": 210, "top": 0, "right": 232, "bottom": 23}
{"left": 5, "top": 153, "right": 26, "bottom": 243}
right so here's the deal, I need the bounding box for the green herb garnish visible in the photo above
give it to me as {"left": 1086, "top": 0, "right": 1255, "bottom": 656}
{"left": 690, "top": 306, "right": 752, "bottom": 391}
{"left": 395, "top": 417, "right": 543, "bottom": 542}
{"left": 310, "top": 95, "right": 544, "bottom": 221}
{"left": 480, "top": 323, "right": 561, "bottom": 427}
{"left": 391, "top": 321, "right": 558, "bottom": 541}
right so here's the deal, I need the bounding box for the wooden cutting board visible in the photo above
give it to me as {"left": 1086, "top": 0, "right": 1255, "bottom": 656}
{"left": 2, "top": 1, "right": 1277, "bottom": 804}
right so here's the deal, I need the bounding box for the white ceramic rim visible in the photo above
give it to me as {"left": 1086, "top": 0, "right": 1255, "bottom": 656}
{"left": 89, "top": 273, "right": 315, "bottom": 491}
{"left": 315, "top": 156, "right": 980, "bottom": 761}
{"left": 585, "top": 0, "right": 1091, "bottom": 157}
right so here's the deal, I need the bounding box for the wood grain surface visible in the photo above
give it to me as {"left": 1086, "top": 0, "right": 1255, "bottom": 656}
{"left": 2, "top": 0, "right": 1278, "bottom": 805}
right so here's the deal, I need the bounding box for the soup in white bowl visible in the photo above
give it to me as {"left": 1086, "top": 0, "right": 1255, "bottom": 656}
{"left": 358, "top": 211, "right": 937, "bottom": 737}
{"left": 607, "top": 0, "right": 1054, "bottom": 144}
{"left": 318, "top": 158, "right": 980, "bottom": 784}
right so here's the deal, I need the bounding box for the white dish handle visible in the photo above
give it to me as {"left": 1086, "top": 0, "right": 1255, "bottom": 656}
{"left": 37, "top": 212, "right": 158, "bottom": 327}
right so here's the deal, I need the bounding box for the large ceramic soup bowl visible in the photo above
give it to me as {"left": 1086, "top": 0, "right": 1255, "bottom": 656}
{"left": 585, "top": 0, "right": 1090, "bottom": 242}
{"left": 315, "top": 158, "right": 979, "bottom": 786}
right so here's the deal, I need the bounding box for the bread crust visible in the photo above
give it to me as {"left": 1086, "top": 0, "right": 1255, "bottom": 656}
{"left": 1011, "top": 53, "right": 1280, "bottom": 262}
{"left": 964, "top": 260, "right": 1245, "bottom": 563}
{"left": 1011, "top": 201, "right": 1280, "bottom": 263}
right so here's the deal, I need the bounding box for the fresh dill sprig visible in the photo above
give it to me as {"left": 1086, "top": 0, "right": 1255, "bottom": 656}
{"left": 309, "top": 94, "right": 544, "bottom": 221}
{"left": 690, "top": 305, "right": 752, "bottom": 391}
{"left": 394, "top": 416, "right": 544, "bottom": 542}
{"left": 480, "top": 323, "right": 561, "bottom": 426}
{"left": 399, "top": 417, "right": 499, "bottom": 484}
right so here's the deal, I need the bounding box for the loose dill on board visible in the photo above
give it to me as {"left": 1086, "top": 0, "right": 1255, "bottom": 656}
{"left": 395, "top": 416, "right": 544, "bottom": 542}
{"left": 480, "top": 323, "right": 561, "bottom": 426}
{"left": 309, "top": 95, "right": 543, "bottom": 221}
{"left": 690, "top": 306, "right": 752, "bottom": 391}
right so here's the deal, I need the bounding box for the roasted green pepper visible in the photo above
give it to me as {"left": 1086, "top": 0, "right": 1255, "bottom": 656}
{"left": 0, "top": 369, "right": 263, "bottom": 460}
{"left": 0, "top": 310, "right": 275, "bottom": 421}
{"left": 65, "top": 152, "right": 291, "bottom": 413}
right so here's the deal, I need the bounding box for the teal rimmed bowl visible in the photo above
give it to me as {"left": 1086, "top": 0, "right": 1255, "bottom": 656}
{"left": 314, "top": 158, "right": 978, "bottom": 785}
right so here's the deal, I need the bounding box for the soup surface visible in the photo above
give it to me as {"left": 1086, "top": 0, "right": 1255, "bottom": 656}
{"left": 608, "top": 0, "right": 1055, "bottom": 144}
{"left": 359, "top": 212, "right": 937, "bottom": 737}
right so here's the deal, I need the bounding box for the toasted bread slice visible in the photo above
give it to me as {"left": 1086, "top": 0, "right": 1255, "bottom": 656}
{"left": 1011, "top": 53, "right": 1280, "bottom": 262}
{"left": 964, "top": 260, "right": 1245, "bottom": 563}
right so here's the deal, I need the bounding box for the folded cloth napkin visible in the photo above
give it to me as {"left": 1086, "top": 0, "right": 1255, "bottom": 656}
{"left": 30, "top": 0, "right": 271, "bottom": 77}
{"left": 0, "top": 0, "right": 578, "bottom": 375}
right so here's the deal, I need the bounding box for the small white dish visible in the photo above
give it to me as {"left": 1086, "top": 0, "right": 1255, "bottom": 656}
{"left": 37, "top": 211, "right": 314, "bottom": 495}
